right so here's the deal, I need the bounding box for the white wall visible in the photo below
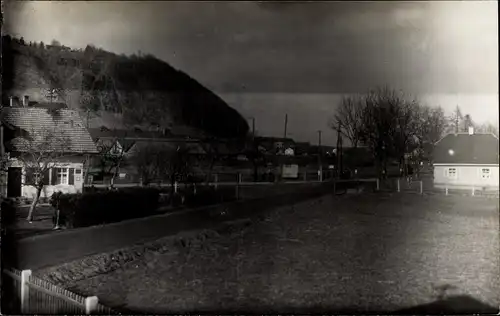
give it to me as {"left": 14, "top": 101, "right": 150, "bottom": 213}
{"left": 20, "top": 162, "right": 85, "bottom": 199}
{"left": 434, "top": 165, "right": 499, "bottom": 190}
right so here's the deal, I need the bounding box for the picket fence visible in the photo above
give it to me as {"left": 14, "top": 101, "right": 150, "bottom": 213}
{"left": 2, "top": 268, "right": 119, "bottom": 314}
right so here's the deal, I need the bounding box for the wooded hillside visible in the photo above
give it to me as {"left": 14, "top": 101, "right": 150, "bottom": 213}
{"left": 1, "top": 35, "right": 249, "bottom": 139}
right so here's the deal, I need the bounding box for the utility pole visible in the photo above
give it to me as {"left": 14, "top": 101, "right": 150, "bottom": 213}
{"left": 336, "top": 121, "right": 342, "bottom": 178}
{"left": 249, "top": 117, "right": 257, "bottom": 182}
{"left": 279, "top": 114, "right": 288, "bottom": 181}
{"left": 251, "top": 117, "right": 255, "bottom": 140}
{"left": 283, "top": 114, "right": 288, "bottom": 139}
{"left": 318, "top": 130, "right": 322, "bottom": 181}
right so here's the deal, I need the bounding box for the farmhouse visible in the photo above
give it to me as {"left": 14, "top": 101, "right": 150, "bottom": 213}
{"left": 433, "top": 127, "right": 499, "bottom": 191}
{"left": 0, "top": 106, "right": 98, "bottom": 198}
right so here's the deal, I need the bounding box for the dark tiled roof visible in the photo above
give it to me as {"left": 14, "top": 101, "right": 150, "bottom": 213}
{"left": 434, "top": 133, "right": 499, "bottom": 164}
{"left": 1, "top": 107, "right": 98, "bottom": 154}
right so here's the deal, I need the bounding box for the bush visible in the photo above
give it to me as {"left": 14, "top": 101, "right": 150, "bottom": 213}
{"left": 1, "top": 198, "right": 16, "bottom": 226}
{"left": 57, "top": 187, "right": 160, "bottom": 228}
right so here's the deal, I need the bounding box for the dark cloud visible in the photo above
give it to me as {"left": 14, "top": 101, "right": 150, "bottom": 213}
{"left": 7, "top": 1, "right": 497, "bottom": 95}
{"left": 5, "top": 1, "right": 498, "bottom": 144}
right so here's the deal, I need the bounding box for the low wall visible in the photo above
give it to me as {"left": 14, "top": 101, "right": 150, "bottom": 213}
{"left": 8, "top": 181, "right": 346, "bottom": 270}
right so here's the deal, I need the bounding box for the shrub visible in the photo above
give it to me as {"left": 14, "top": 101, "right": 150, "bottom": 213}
{"left": 0, "top": 198, "right": 16, "bottom": 226}
{"left": 57, "top": 187, "right": 160, "bottom": 228}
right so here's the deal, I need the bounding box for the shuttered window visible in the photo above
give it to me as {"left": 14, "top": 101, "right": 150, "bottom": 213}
{"left": 69, "top": 168, "right": 75, "bottom": 185}
{"left": 43, "top": 169, "right": 50, "bottom": 185}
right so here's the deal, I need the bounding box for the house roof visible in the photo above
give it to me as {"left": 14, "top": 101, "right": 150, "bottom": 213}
{"left": 434, "top": 133, "right": 499, "bottom": 164}
{"left": 1, "top": 107, "right": 98, "bottom": 154}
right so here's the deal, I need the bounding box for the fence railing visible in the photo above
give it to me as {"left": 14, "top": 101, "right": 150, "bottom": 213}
{"left": 2, "top": 268, "right": 119, "bottom": 314}
{"left": 380, "top": 177, "right": 499, "bottom": 198}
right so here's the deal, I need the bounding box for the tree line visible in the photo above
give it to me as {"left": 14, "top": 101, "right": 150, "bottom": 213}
{"left": 330, "top": 87, "right": 499, "bottom": 178}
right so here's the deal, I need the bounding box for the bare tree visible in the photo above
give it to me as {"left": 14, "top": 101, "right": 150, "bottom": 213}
{"left": 132, "top": 143, "right": 192, "bottom": 200}
{"left": 358, "top": 87, "right": 423, "bottom": 178}
{"left": 476, "top": 121, "right": 499, "bottom": 136}
{"left": 414, "top": 105, "right": 446, "bottom": 165}
{"left": 244, "top": 132, "right": 266, "bottom": 182}
{"left": 96, "top": 136, "right": 129, "bottom": 187}
{"left": 156, "top": 144, "right": 192, "bottom": 200}
{"left": 445, "top": 105, "right": 464, "bottom": 134}
{"left": 199, "top": 136, "right": 221, "bottom": 185}
{"left": 13, "top": 127, "right": 72, "bottom": 222}
{"left": 132, "top": 143, "right": 161, "bottom": 186}
{"left": 329, "top": 95, "right": 365, "bottom": 148}
{"left": 358, "top": 87, "right": 399, "bottom": 178}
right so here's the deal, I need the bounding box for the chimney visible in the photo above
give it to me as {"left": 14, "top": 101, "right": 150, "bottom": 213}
{"left": 468, "top": 126, "right": 474, "bottom": 135}
{"left": 23, "top": 95, "right": 29, "bottom": 107}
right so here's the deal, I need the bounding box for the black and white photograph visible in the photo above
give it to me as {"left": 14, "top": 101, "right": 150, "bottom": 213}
{"left": 0, "top": 0, "right": 499, "bottom": 314}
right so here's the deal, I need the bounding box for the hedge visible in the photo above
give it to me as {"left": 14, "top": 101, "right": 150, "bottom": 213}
{"left": 53, "top": 185, "right": 239, "bottom": 228}
{"left": 55, "top": 187, "right": 161, "bottom": 228}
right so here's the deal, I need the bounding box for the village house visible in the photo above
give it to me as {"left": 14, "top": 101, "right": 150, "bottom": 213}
{"left": 0, "top": 105, "right": 98, "bottom": 198}
{"left": 87, "top": 126, "right": 210, "bottom": 183}
{"left": 254, "top": 136, "right": 296, "bottom": 156}
{"left": 433, "top": 127, "right": 499, "bottom": 191}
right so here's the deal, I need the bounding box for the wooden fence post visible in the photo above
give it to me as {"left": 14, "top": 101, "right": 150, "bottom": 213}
{"left": 397, "top": 178, "right": 400, "bottom": 192}
{"left": 419, "top": 181, "right": 423, "bottom": 195}
{"left": 174, "top": 181, "right": 178, "bottom": 194}
{"left": 445, "top": 186, "right": 448, "bottom": 196}
{"left": 472, "top": 186, "right": 475, "bottom": 196}
{"left": 21, "top": 269, "right": 32, "bottom": 314}
{"left": 85, "top": 296, "right": 99, "bottom": 315}
{"left": 376, "top": 178, "right": 380, "bottom": 191}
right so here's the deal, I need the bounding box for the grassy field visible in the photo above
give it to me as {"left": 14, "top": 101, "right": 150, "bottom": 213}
{"left": 64, "top": 192, "right": 499, "bottom": 313}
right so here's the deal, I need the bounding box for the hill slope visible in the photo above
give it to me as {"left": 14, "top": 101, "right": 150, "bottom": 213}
{"left": 1, "top": 36, "right": 249, "bottom": 139}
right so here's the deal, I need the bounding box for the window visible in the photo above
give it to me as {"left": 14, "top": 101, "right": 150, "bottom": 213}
{"left": 56, "top": 168, "right": 69, "bottom": 185}
{"left": 75, "top": 169, "right": 82, "bottom": 175}
{"left": 481, "top": 168, "right": 491, "bottom": 180}
{"left": 445, "top": 167, "right": 458, "bottom": 179}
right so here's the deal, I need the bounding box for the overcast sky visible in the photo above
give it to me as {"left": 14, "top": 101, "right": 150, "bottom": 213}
{"left": 5, "top": 1, "right": 498, "bottom": 145}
